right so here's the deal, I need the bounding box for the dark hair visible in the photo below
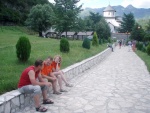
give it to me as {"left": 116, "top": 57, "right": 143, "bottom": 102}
{"left": 47, "top": 56, "right": 53, "bottom": 61}
{"left": 34, "top": 59, "right": 43, "bottom": 67}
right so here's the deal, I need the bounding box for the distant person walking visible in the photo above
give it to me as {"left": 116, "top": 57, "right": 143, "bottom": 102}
{"left": 132, "top": 40, "right": 136, "bottom": 52}
{"left": 128, "top": 41, "right": 132, "bottom": 52}
{"left": 119, "top": 40, "right": 122, "bottom": 49}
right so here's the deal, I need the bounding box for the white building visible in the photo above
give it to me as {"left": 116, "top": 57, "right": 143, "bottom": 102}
{"left": 103, "top": 5, "right": 122, "bottom": 33}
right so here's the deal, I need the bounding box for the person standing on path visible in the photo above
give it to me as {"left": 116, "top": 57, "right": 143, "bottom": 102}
{"left": 18, "top": 59, "right": 54, "bottom": 112}
{"left": 119, "top": 40, "right": 122, "bottom": 49}
{"left": 128, "top": 40, "right": 132, "bottom": 52}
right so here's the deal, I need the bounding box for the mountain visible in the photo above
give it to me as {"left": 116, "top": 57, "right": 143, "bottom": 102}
{"left": 79, "top": 5, "right": 150, "bottom": 19}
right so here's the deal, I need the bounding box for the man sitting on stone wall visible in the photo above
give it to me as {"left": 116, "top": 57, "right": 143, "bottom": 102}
{"left": 18, "top": 59, "right": 54, "bottom": 112}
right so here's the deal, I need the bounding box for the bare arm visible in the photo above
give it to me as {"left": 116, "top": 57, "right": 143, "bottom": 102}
{"left": 28, "top": 70, "right": 45, "bottom": 86}
{"left": 55, "top": 63, "right": 60, "bottom": 72}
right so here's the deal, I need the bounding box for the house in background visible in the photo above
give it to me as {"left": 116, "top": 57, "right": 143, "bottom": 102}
{"left": 77, "top": 31, "right": 94, "bottom": 40}
{"left": 61, "top": 32, "right": 77, "bottom": 40}
{"left": 103, "top": 5, "right": 122, "bottom": 33}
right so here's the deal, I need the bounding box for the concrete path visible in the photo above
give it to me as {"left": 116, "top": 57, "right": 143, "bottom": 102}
{"left": 17, "top": 47, "right": 150, "bottom": 113}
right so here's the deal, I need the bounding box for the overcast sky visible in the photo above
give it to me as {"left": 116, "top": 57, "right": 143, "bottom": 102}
{"left": 48, "top": 0, "right": 150, "bottom": 9}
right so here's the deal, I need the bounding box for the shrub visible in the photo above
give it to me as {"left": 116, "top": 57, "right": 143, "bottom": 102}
{"left": 107, "top": 37, "right": 112, "bottom": 43}
{"left": 136, "top": 42, "right": 143, "bottom": 51}
{"left": 99, "top": 39, "right": 102, "bottom": 45}
{"left": 16, "top": 36, "right": 31, "bottom": 61}
{"left": 92, "top": 32, "right": 99, "bottom": 46}
{"left": 60, "top": 38, "right": 70, "bottom": 52}
{"left": 147, "top": 44, "right": 150, "bottom": 55}
{"left": 82, "top": 38, "right": 91, "bottom": 49}
{"left": 141, "top": 46, "right": 147, "bottom": 53}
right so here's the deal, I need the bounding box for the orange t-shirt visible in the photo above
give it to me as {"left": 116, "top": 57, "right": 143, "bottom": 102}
{"left": 52, "top": 61, "right": 60, "bottom": 70}
{"left": 41, "top": 63, "right": 53, "bottom": 76}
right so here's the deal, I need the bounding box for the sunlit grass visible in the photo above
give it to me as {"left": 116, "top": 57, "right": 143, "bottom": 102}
{"left": 0, "top": 26, "right": 107, "bottom": 94}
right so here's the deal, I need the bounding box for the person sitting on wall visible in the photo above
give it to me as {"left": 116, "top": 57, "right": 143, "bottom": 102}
{"left": 52, "top": 55, "right": 73, "bottom": 92}
{"left": 41, "top": 56, "right": 62, "bottom": 95}
{"left": 18, "top": 59, "right": 54, "bottom": 112}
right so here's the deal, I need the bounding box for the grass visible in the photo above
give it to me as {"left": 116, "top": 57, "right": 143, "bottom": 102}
{"left": 136, "top": 50, "right": 150, "bottom": 72}
{"left": 0, "top": 26, "right": 107, "bottom": 94}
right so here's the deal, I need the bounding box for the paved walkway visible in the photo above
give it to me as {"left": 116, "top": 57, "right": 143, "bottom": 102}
{"left": 18, "top": 47, "right": 150, "bottom": 113}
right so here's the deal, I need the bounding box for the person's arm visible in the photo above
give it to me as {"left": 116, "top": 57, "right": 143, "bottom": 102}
{"left": 28, "top": 70, "right": 46, "bottom": 86}
{"left": 41, "top": 74, "right": 53, "bottom": 80}
{"left": 38, "top": 72, "right": 45, "bottom": 82}
{"left": 55, "top": 63, "right": 60, "bottom": 72}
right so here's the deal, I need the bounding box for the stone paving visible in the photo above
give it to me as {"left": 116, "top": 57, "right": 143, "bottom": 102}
{"left": 17, "top": 47, "right": 150, "bottom": 113}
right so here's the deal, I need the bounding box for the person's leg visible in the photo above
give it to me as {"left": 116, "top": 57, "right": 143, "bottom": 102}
{"left": 18, "top": 85, "right": 41, "bottom": 108}
{"left": 41, "top": 85, "right": 54, "bottom": 104}
{"left": 49, "top": 73, "right": 61, "bottom": 94}
{"left": 53, "top": 71, "right": 68, "bottom": 84}
{"left": 53, "top": 71, "right": 73, "bottom": 88}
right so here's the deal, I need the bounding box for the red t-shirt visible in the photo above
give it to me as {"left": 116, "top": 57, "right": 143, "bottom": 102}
{"left": 18, "top": 66, "right": 40, "bottom": 88}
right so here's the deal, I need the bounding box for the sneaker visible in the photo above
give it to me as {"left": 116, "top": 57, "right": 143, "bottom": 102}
{"left": 60, "top": 89, "right": 68, "bottom": 92}
{"left": 66, "top": 83, "right": 73, "bottom": 87}
{"left": 53, "top": 91, "right": 62, "bottom": 95}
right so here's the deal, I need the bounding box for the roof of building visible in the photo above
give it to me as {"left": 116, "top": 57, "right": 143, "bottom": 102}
{"left": 77, "top": 31, "right": 94, "bottom": 36}
{"left": 61, "top": 32, "right": 76, "bottom": 36}
{"left": 103, "top": 5, "right": 116, "bottom": 12}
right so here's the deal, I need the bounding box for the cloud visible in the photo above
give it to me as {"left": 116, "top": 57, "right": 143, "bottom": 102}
{"left": 121, "top": 0, "right": 150, "bottom": 8}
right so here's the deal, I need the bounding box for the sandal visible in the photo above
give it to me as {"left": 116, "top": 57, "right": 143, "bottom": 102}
{"left": 66, "top": 83, "right": 73, "bottom": 87}
{"left": 36, "top": 106, "right": 47, "bottom": 112}
{"left": 43, "top": 99, "right": 54, "bottom": 104}
{"left": 60, "top": 89, "right": 68, "bottom": 92}
{"left": 53, "top": 91, "right": 62, "bottom": 95}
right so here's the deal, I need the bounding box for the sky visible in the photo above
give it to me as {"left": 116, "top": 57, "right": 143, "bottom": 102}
{"left": 48, "top": 0, "right": 150, "bottom": 9}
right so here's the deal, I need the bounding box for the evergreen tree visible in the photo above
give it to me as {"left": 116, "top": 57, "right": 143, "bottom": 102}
{"left": 95, "top": 17, "right": 111, "bottom": 40}
{"left": 119, "top": 12, "right": 135, "bottom": 33}
{"left": 146, "top": 19, "right": 150, "bottom": 32}
{"left": 130, "top": 23, "right": 145, "bottom": 41}
{"left": 25, "top": 4, "right": 55, "bottom": 37}
{"left": 0, "top": 0, "right": 49, "bottom": 25}
{"left": 92, "top": 32, "right": 99, "bottom": 46}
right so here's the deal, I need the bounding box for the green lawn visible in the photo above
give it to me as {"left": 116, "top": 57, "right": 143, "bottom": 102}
{"left": 136, "top": 50, "right": 150, "bottom": 72}
{"left": 0, "top": 26, "right": 107, "bottom": 94}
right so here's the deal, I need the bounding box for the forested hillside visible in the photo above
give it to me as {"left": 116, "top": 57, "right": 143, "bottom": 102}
{"left": 0, "top": 0, "right": 49, "bottom": 25}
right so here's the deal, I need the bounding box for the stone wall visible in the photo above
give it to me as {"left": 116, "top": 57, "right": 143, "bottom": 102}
{"left": 0, "top": 48, "right": 112, "bottom": 113}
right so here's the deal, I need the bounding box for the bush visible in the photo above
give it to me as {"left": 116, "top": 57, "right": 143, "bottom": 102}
{"left": 147, "top": 44, "right": 150, "bottom": 55}
{"left": 136, "top": 42, "right": 143, "bottom": 51}
{"left": 82, "top": 38, "right": 91, "bottom": 49}
{"left": 16, "top": 36, "right": 31, "bottom": 61}
{"left": 92, "top": 32, "right": 99, "bottom": 46}
{"left": 60, "top": 38, "right": 70, "bottom": 52}
{"left": 141, "top": 46, "right": 147, "bottom": 53}
{"left": 99, "top": 39, "right": 102, "bottom": 45}
{"left": 107, "top": 37, "right": 112, "bottom": 43}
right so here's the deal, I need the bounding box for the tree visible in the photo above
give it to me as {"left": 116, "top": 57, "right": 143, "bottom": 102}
{"left": 119, "top": 13, "right": 135, "bottom": 33}
{"left": 0, "top": 0, "right": 49, "bottom": 25}
{"left": 89, "top": 12, "right": 102, "bottom": 30}
{"left": 92, "top": 32, "right": 99, "bottom": 46}
{"left": 25, "top": 4, "right": 55, "bottom": 37}
{"left": 146, "top": 19, "right": 150, "bottom": 32}
{"left": 54, "top": 0, "right": 82, "bottom": 36}
{"left": 16, "top": 36, "right": 31, "bottom": 62}
{"left": 95, "top": 17, "right": 111, "bottom": 40}
{"left": 130, "top": 23, "right": 145, "bottom": 41}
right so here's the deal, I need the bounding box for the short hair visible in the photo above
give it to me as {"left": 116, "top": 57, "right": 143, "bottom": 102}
{"left": 34, "top": 59, "right": 43, "bottom": 67}
{"left": 47, "top": 56, "right": 53, "bottom": 61}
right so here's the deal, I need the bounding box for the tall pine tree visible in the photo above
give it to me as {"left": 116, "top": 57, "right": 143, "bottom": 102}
{"left": 119, "top": 12, "right": 135, "bottom": 33}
